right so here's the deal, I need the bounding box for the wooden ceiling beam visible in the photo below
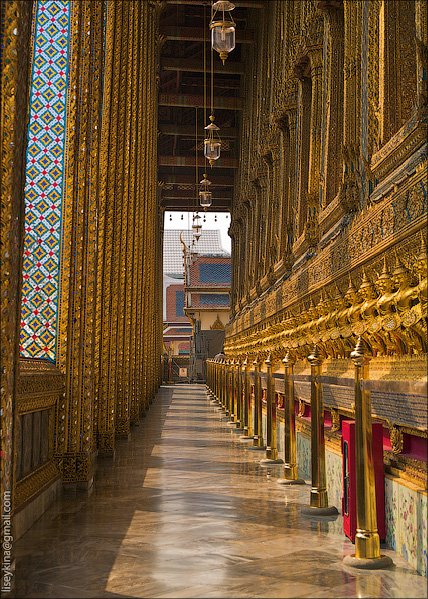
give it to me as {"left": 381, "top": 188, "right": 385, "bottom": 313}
{"left": 161, "top": 57, "right": 244, "bottom": 75}
{"left": 159, "top": 123, "right": 238, "bottom": 138}
{"left": 161, "top": 198, "right": 231, "bottom": 211}
{"left": 159, "top": 93, "right": 243, "bottom": 110}
{"left": 159, "top": 155, "right": 238, "bottom": 168}
{"left": 165, "top": 0, "right": 264, "bottom": 8}
{"left": 160, "top": 25, "right": 254, "bottom": 43}
{"left": 161, "top": 189, "right": 233, "bottom": 200}
{"left": 158, "top": 173, "right": 233, "bottom": 186}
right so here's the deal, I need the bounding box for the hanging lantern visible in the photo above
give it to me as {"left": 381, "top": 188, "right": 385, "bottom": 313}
{"left": 192, "top": 212, "right": 202, "bottom": 241}
{"left": 204, "top": 115, "right": 221, "bottom": 166}
{"left": 199, "top": 173, "right": 213, "bottom": 209}
{"left": 210, "top": 1, "right": 236, "bottom": 65}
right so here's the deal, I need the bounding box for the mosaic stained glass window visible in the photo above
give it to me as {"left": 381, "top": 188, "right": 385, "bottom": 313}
{"left": 199, "top": 294, "right": 230, "bottom": 306}
{"left": 20, "top": 0, "right": 70, "bottom": 361}
{"left": 175, "top": 291, "right": 185, "bottom": 318}
{"left": 199, "top": 263, "right": 232, "bottom": 284}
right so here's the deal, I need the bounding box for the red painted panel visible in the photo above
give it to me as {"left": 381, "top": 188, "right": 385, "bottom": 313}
{"left": 342, "top": 420, "right": 386, "bottom": 543}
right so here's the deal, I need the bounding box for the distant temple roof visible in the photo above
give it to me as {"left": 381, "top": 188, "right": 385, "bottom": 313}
{"left": 163, "top": 229, "right": 229, "bottom": 277}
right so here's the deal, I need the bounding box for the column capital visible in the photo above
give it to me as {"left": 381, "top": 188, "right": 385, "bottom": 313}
{"left": 308, "top": 344, "right": 323, "bottom": 366}
{"left": 350, "top": 336, "right": 372, "bottom": 367}
{"left": 282, "top": 351, "right": 296, "bottom": 367}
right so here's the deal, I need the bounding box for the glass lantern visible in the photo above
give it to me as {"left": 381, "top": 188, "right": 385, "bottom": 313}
{"left": 204, "top": 115, "right": 221, "bottom": 167}
{"left": 199, "top": 173, "right": 213, "bottom": 209}
{"left": 210, "top": 1, "right": 236, "bottom": 64}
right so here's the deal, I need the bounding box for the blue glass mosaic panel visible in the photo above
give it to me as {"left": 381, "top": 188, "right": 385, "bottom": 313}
{"left": 175, "top": 291, "right": 185, "bottom": 317}
{"left": 199, "top": 263, "right": 232, "bottom": 284}
{"left": 20, "top": 0, "right": 70, "bottom": 361}
{"left": 200, "top": 294, "right": 229, "bottom": 306}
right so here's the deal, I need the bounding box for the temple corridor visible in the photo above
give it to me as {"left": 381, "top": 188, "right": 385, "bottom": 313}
{"left": 13, "top": 386, "right": 426, "bottom": 599}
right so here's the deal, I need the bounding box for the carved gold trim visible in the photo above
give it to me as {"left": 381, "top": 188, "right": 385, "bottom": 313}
{"left": 15, "top": 460, "right": 60, "bottom": 511}
{"left": 17, "top": 395, "right": 58, "bottom": 416}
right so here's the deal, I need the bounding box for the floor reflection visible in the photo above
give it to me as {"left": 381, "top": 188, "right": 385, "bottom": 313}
{"left": 14, "top": 385, "right": 427, "bottom": 598}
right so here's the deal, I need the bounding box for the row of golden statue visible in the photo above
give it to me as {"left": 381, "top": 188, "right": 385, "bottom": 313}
{"left": 206, "top": 339, "right": 393, "bottom": 569}
{"left": 229, "top": 237, "right": 427, "bottom": 359}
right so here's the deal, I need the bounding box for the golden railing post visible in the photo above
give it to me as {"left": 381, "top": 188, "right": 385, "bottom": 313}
{"left": 213, "top": 360, "right": 220, "bottom": 404}
{"left": 207, "top": 359, "right": 213, "bottom": 399}
{"left": 246, "top": 357, "right": 254, "bottom": 439}
{"left": 226, "top": 359, "right": 233, "bottom": 418}
{"left": 240, "top": 356, "right": 253, "bottom": 441}
{"left": 277, "top": 352, "right": 305, "bottom": 485}
{"left": 221, "top": 358, "right": 227, "bottom": 412}
{"left": 302, "top": 344, "right": 338, "bottom": 516}
{"left": 261, "top": 354, "right": 283, "bottom": 465}
{"left": 249, "top": 356, "right": 265, "bottom": 450}
{"left": 234, "top": 359, "right": 242, "bottom": 430}
{"left": 343, "top": 338, "right": 393, "bottom": 569}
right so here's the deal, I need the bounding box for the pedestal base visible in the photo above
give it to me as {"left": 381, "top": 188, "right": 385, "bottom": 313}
{"left": 239, "top": 435, "right": 254, "bottom": 442}
{"left": 260, "top": 458, "right": 284, "bottom": 466}
{"left": 343, "top": 554, "right": 394, "bottom": 570}
{"left": 301, "top": 505, "right": 339, "bottom": 517}
{"left": 247, "top": 444, "right": 266, "bottom": 451}
{"left": 276, "top": 477, "right": 306, "bottom": 485}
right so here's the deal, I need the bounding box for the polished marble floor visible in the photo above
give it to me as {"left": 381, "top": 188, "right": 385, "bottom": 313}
{"left": 14, "top": 385, "right": 427, "bottom": 598}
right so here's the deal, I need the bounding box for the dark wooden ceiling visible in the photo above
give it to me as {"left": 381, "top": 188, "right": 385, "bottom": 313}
{"left": 158, "top": 0, "right": 262, "bottom": 213}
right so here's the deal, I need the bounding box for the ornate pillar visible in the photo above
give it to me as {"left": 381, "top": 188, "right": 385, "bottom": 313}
{"left": 277, "top": 353, "right": 305, "bottom": 485}
{"left": 114, "top": 1, "right": 133, "bottom": 438}
{"left": 228, "top": 359, "right": 236, "bottom": 425}
{"left": 261, "top": 355, "right": 283, "bottom": 465}
{"left": 235, "top": 359, "right": 243, "bottom": 430}
{"left": 221, "top": 358, "right": 227, "bottom": 411}
{"left": 96, "top": 0, "right": 125, "bottom": 456}
{"left": 302, "top": 345, "right": 338, "bottom": 516}
{"left": 343, "top": 338, "right": 393, "bottom": 569}
{"left": 57, "top": 0, "right": 105, "bottom": 484}
{"left": 1, "top": 1, "right": 33, "bottom": 588}
{"left": 240, "top": 357, "right": 253, "bottom": 440}
{"left": 249, "top": 356, "right": 266, "bottom": 451}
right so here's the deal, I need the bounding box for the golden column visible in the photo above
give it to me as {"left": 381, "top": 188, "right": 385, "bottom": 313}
{"left": 249, "top": 356, "right": 266, "bottom": 451}
{"left": 207, "top": 359, "right": 213, "bottom": 398}
{"left": 217, "top": 359, "right": 223, "bottom": 409}
{"left": 277, "top": 353, "right": 305, "bottom": 485}
{"left": 227, "top": 359, "right": 236, "bottom": 425}
{"left": 225, "top": 359, "right": 231, "bottom": 417}
{"left": 260, "top": 355, "right": 283, "bottom": 465}
{"left": 209, "top": 360, "right": 213, "bottom": 396}
{"left": 216, "top": 359, "right": 222, "bottom": 405}
{"left": 233, "top": 359, "right": 242, "bottom": 430}
{"left": 302, "top": 345, "right": 338, "bottom": 516}
{"left": 343, "top": 338, "right": 393, "bottom": 569}
{"left": 96, "top": 0, "right": 125, "bottom": 456}
{"left": 219, "top": 359, "right": 225, "bottom": 410}
{"left": 214, "top": 360, "right": 220, "bottom": 403}
{"left": 240, "top": 357, "right": 253, "bottom": 440}
{"left": 58, "top": 0, "right": 106, "bottom": 482}
{"left": 1, "top": 3, "right": 32, "bottom": 584}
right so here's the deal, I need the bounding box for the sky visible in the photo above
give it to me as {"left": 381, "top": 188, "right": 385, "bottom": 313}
{"left": 164, "top": 211, "right": 231, "bottom": 253}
